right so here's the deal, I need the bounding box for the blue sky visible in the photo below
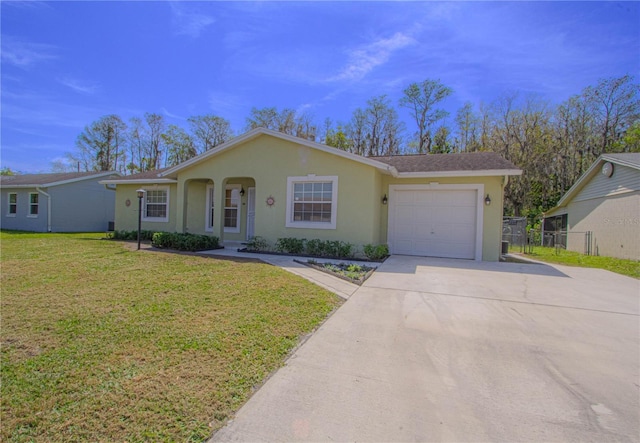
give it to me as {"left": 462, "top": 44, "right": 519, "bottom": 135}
{"left": 2, "top": 1, "right": 638, "bottom": 173}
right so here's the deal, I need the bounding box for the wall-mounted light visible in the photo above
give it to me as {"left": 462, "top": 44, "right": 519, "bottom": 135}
{"left": 484, "top": 194, "right": 491, "bottom": 206}
{"left": 382, "top": 194, "right": 388, "bottom": 205}
{"left": 240, "top": 186, "right": 245, "bottom": 197}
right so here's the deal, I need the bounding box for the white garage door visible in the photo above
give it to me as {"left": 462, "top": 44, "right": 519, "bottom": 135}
{"left": 389, "top": 188, "right": 479, "bottom": 259}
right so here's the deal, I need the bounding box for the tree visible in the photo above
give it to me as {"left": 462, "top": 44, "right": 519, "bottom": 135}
{"left": 1, "top": 167, "right": 16, "bottom": 176}
{"left": 399, "top": 79, "right": 453, "bottom": 153}
{"left": 432, "top": 125, "right": 453, "bottom": 154}
{"left": 346, "top": 95, "right": 404, "bottom": 157}
{"left": 245, "top": 107, "right": 317, "bottom": 140}
{"left": 583, "top": 75, "right": 640, "bottom": 156}
{"left": 188, "top": 114, "right": 233, "bottom": 153}
{"left": 454, "top": 102, "right": 480, "bottom": 152}
{"left": 324, "top": 119, "right": 351, "bottom": 151}
{"left": 73, "top": 115, "right": 127, "bottom": 172}
{"left": 162, "top": 125, "right": 197, "bottom": 166}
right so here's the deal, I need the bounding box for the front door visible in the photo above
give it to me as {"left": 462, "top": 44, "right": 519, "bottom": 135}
{"left": 246, "top": 187, "right": 256, "bottom": 240}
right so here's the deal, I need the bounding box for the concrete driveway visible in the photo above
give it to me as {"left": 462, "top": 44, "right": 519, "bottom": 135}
{"left": 212, "top": 256, "right": 639, "bottom": 442}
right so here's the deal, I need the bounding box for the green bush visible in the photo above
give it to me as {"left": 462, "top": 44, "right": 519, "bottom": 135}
{"left": 275, "top": 237, "right": 306, "bottom": 254}
{"left": 324, "top": 240, "right": 353, "bottom": 259}
{"left": 246, "top": 236, "right": 269, "bottom": 251}
{"left": 151, "top": 232, "right": 219, "bottom": 251}
{"left": 305, "top": 239, "right": 326, "bottom": 256}
{"left": 363, "top": 244, "right": 389, "bottom": 261}
{"left": 112, "top": 230, "right": 155, "bottom": 241}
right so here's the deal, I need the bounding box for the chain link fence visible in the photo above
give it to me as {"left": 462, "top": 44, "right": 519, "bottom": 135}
{"left": 502, "top": 217, "right": 594, "bottom": 256}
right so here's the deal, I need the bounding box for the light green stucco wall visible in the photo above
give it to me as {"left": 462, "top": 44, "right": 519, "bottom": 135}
{"left": 175, "top": 136, "right": 382, "bottom": 248}
{"left": 380, "top": 175, "right": 505, "bottom": 261}
{"left": 111, "top": 133, "right": 508, "bottom": 260}
{"left": 114, "top": 183, "right": 178, "bottom": 232}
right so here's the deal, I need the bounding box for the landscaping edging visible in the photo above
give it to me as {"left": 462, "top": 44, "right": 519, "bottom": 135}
{"left": 293, "top": 259, "right": 377, "bottom": 286}
{"left": 237, "top": 247, "right": 388, "bottom": 263}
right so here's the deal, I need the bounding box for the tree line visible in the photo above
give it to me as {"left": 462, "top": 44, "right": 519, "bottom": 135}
{"left": 62, "top": 74, "right": 639, "bottom": 220}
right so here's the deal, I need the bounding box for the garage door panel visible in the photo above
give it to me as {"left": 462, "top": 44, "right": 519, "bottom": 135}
{"left": 396, "top": 191, "right": 415, "bottom": 204}
{"left": 390, "top": 188, "right": 478, "bottom": 259}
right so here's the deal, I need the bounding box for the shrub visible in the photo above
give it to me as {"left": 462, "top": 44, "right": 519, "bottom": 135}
{"left": 305, "top": 239, "right": 326, "bottom": 256}
{"left": 324, "top": 240, "right": 354, "bottom": 259}
{"left": 275, "top": 237, "right": 306, "bottom": 254}
{"left": 151, "top": 232, "right": 219, "bottom": 251}
{"left": 363, "top": 244, "right": 389, "bottom": 261}
{"left": 246, "top": 236, "right": 269, "bottom": 251}
{"left": 112, "top": 230, "right": 155, "bottom": 241}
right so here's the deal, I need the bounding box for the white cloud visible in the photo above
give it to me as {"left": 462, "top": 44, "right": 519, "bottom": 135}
{"left": 329, "top": 32, "right": 416, "bottom": 83}
{"left": 57, "top": 77, "right": 99, "bottom": 95}
{"left": 170, "top": 2, "right": 215, "bottom": 38}
{"left": 1, "top": 37, "right": 57, "bottom": 67}
{"left": 160, "top": 107, "right": 186, "bottom": 120}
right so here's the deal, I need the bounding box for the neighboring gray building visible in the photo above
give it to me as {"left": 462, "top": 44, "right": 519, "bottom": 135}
{"left": 0, "top": 171, "right": 120, "bottom": 232}
{"left": 544, "top": 153, "right": 640, "bottom": 260}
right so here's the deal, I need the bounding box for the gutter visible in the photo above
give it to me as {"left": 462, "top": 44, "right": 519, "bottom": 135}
{"left": 36, "top": 187, "right": 52, "bottom": 232}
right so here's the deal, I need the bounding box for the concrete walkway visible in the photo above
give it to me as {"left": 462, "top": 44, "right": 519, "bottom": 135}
{"left": 210, "top": 255, "right": 640, "bottom": 442}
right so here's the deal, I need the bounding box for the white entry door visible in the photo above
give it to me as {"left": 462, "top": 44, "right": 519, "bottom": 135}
{"left": 246, "top": 187, "right": 256, "bottom": 240}
{"left": 389, "top": 187, "right": 481, "bottom": 259}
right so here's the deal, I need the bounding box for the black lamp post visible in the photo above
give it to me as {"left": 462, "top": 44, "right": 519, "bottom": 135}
{"left": 136, "top": 189, "right": 145, "bottom": 250}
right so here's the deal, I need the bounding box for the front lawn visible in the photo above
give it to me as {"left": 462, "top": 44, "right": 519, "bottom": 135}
{"left": 516, "top": 246, "right": 639, "bottom": 279}
{"left": 0, "top": 231, "right": 342, "bottom": 442}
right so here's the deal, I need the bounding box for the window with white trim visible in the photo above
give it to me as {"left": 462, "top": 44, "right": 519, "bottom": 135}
{"left": 224, "top": 186, "right": 241, "bottom": 233}
{"left": 204, "top": 185, "right": 241, "bottom": 232}
{"left": 286, "top": 176, "right": 338, "bottom": 229}
{"left": 28, "top": 193, "right": 38, "bottom": 217}
{"left": 7, "top": 193, "right": 17, "bottom": 216}
{"left": 142, "top": 187, "right": 169, "bottom": 222}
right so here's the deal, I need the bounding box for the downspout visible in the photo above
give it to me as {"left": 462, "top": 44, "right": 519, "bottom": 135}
{"left": 36, "top": 187, "right": 52, "bottom": 232}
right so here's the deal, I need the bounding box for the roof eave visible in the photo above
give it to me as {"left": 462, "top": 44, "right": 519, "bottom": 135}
{"left": 397, "top": 169, "right": 522, "bottom": 178}
{"left": 601, "top": 154, "right": 640, "bottom": 171}
{"left": 1, "top": 171, "right": 121, "bottom": 188}
{"left": 99, "top": 178, "right": 178, "bottom": 185}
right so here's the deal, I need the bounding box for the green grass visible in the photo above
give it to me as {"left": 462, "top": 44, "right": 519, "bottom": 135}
{"left": 0, "top": 231, "right": 342, "bottom": 442}
{"left": 515, "top": 245, "right": 640, "bottom": 279}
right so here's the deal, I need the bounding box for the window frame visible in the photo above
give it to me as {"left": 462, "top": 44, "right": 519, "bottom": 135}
{"left": 28, "top": 192, "right": 39, "bottom": 217}
{"left": 7, "top": 192, "right": 17, "bottom": 216}
{"left": 141, "top": 186, "right": 170, "bottom": 223}
{"left": 205, "top": 184, "right": 215, "bottom": 232}
{"left": 223, "top": 185, "right": 241, "bottom": 233}
{"left": 285, "top": 175, "right": 338, "bottom": 230}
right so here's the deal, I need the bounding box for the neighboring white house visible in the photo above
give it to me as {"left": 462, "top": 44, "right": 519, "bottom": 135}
{"left": 544, "top": 153, "right": 640, "bottom": 260}
{"left": 0, "top": 171, "right": 120, "bottom": 232}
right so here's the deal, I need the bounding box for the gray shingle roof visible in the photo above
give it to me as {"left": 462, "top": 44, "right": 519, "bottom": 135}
{"left": 369, "top": 152, "right": 519, "bottom": 173}
{"left": 0, "top": 171, "right": 118, "bottom": 187}
{"left": 106, "top": 167, "right": 172, "bottom": 181}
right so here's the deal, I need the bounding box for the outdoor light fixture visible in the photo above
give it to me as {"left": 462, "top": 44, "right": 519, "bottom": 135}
{"left": 485, "top": 194, "right": 491, "bottom": 206}
{"left": 240, "top": 186, "right": 245, "bottom": 197}
{"left": 382, "top": 194, "right": 388, "bottom": 205}
{"left": 136, "top": 189, "right": 145, "bottom": 250}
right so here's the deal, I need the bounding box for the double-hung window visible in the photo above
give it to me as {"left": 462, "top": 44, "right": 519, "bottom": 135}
{"left": 204, "top": 185, "right": 241, "bottom": 233}
{"left": 286, "top": 176, "right": 338, "bottom": 229}
{"left": 28, "top": 193, "right": 38, "bottom": 217}
{"left": 224, "top": 186, "right": 241, "bottom": 233}
{"left": 142, "top": 187, "right": 169, "bottom": 222}
{"left": 7, "top": 193, "right": 17, "bottom": 216}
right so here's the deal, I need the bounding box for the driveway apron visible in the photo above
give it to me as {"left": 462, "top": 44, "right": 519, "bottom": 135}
{"left": 211, "top": 255, "right": 640, "bottom": 442}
